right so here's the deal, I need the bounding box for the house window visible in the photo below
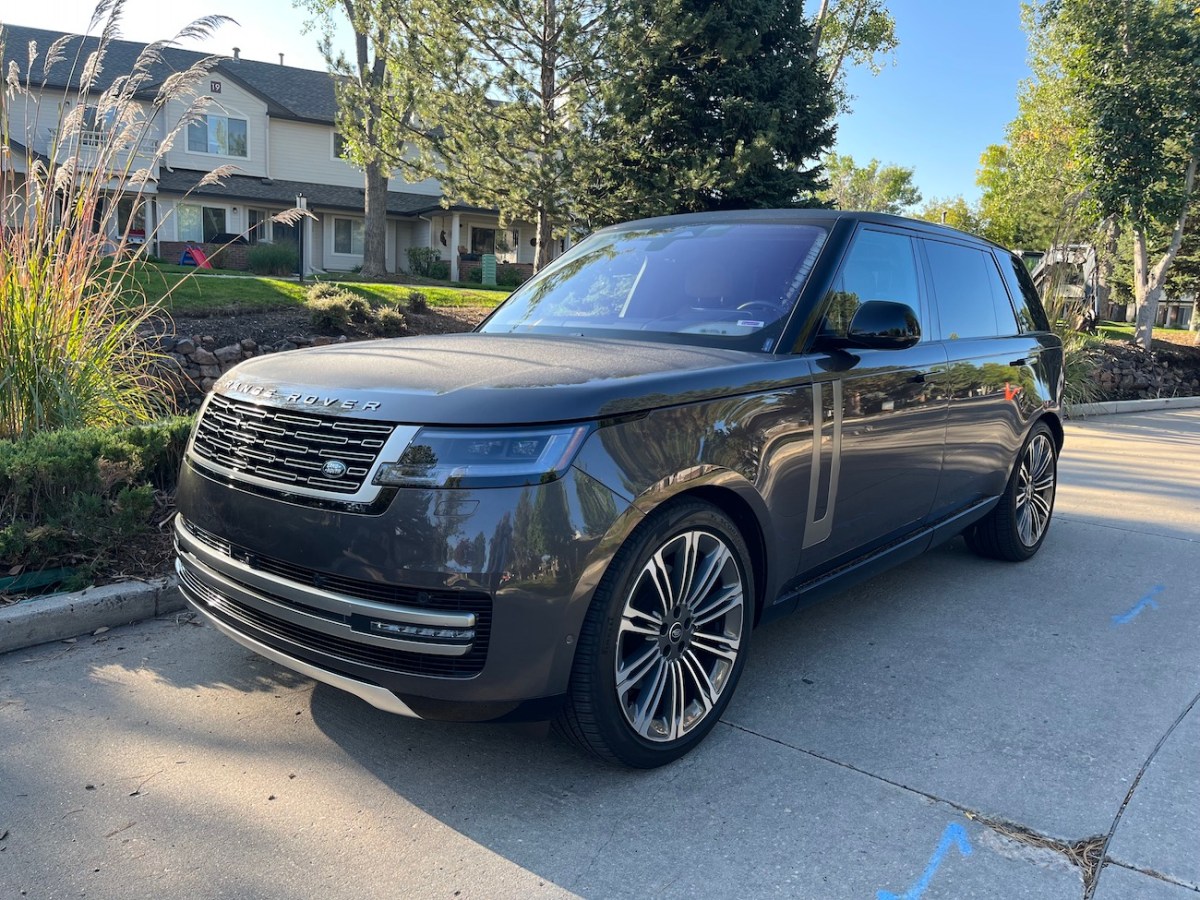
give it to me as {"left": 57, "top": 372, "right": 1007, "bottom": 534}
{"left": 187, "top": 114, "right": 248, "bottom": 157}
{"left": 333, "top": 132, "right": 350, "bottom": 160}
{"left": 178, "top": 204, "right": 227, "bottom": 242}
{"left": 247, "top": 209, "right": 271, "bottom": 245}
{"left": 471, "top": 227, "right": 496, "bottom": 255}
{"left": 116, "top": 197, "right": 146, "bottom": 239}
{"left": 333, "top": 217, "right": 365, "bottom": 255}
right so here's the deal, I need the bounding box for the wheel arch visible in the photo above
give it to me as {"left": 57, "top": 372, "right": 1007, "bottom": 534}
{"left": 1034, "top": 410, "right": 1064, "bottom": 452}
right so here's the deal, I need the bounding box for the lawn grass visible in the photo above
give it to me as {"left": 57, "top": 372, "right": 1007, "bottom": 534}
{"left": 123, "top": 263, "right": 510, "bottom": 315}
{"left": 1096, "top": 320, "right": 1198, "bottom": 347}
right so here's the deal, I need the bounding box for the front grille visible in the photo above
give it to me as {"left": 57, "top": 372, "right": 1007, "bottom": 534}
{"left": 179, "top": 520, "right": 492, "bottom": 679}
{"left": 191, "top": 393, "right": 394, "bottom": 495}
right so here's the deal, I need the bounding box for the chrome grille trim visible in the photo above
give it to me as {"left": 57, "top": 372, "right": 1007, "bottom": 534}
{"left": 187, "top": 393, "right": 418, "bottom": 503}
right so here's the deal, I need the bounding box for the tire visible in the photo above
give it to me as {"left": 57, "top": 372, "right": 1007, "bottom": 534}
{"left": 965, "top": 421, "right": 1058, "bottom": 562}
{"left": 555, "top": 499, "right": 754, "bottom": 768}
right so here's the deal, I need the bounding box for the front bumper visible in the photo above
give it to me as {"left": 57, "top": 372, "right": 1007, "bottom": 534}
{"left": 175, "top": 460, "right": 636, "bottom": 722}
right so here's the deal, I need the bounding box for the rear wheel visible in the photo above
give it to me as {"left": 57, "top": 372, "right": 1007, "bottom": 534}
{"left": 555, "top": 500, "right": 752, "bottom": 768}
{"left": 965, "top": 421, "right": 1058, "bottom": 562}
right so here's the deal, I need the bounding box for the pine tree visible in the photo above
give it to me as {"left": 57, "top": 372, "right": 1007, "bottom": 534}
{"left": 590, "top": 0, "right": 837, "bottom": 225}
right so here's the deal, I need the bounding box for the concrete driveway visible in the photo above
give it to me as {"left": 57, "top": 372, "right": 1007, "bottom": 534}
{"left": 2, "top": 409, "right": 1197, "bottom": 899}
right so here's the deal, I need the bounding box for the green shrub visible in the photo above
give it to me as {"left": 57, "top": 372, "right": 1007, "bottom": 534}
{"left": 247, "top": 242, "right": 299, "bottom": 276}
{"left": 306, "top": 282, "right": 345, "bottom": 302}
{"left": 406, "top": 247, "right": 443, "bottom": 277}
{"left": 497, "top": 265, "right": 529, "bottom": 287}
{"left": 0, "top": 417, "right": 194, "bottom": 589}
{"left": 429, "top": 261, "right": 451, "bottom": 280}
{"left": 405, "top": 290, "right": 430, "bottom": 314}
{"left": 464, "top": 266, "right": 483, "bottom": 284}
{"left": 373, "top": 308, "right": 408, "bottom": 337}
{"left": 307, "top": 291, "right": 373, "bottom": 333}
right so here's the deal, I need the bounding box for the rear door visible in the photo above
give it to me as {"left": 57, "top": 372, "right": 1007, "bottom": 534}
{"left": 920, "top": 238, "right": 1044, "bottom": 517}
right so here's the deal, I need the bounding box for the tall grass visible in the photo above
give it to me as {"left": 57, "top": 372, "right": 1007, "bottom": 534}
{"left": 0, "top": 4, "right": 303, "bottom": 438}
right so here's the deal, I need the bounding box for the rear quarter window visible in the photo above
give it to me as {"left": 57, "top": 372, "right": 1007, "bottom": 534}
{"left": 1000, "top": 253, "right": 1053, "bottom": 332}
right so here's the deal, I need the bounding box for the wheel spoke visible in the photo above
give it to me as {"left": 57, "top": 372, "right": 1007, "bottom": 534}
{"left": 691, "top": 631, "right": 739, "bottom": 663}
{"left": 682, "top": 543, "right": 731, "bottom": 613}
{"left": 644, "top": 551, "right": 675, "bottom": 617}
{"left": 693, "top": 583, "right": 742, "bottom": 627}
{"left": 681, "top": 649, "right": 718, "bottom": 714}
{"left": 616, "top": 642, "right": 660, "bottom": 696}
{"left": 674, "top": 532, "right": 701, "bottom": 613}
{"left": 631, "top": 657, "right": 669, "bottom": 735}
{"left": 620, "top": 607, "right": 663, "bottom": 639}
{"left": 667, "top": 661, "right": 687, "bottom": 741}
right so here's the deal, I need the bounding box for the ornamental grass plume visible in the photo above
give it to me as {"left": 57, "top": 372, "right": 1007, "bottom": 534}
{"left": 0, "top": 2, "right": 306, "bottom": 438}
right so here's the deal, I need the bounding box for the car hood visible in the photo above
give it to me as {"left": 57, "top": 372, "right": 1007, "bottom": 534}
{"left": 213, "top": 333, "right": 807, "bottom": 425}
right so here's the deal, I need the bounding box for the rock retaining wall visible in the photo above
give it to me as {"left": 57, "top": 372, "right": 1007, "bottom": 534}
{"left": 1092, "top": 342, "right": 1200, "bottom": 400}
{"left": 153, "top": 332, "right": 354, "bottom": 407}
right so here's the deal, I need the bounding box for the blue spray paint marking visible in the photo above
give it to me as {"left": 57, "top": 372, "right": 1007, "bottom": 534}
{"left": 877, "top": 821, "right": 973, "bottom": 900}
{"left": 1112, "top": 585, "right": 1165, "bottom": 626}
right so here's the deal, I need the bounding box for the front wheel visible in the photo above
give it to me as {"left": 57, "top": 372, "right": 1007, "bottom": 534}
{"left": 965, "top": 421, "right": 1058, "bottom": 562}
{"left": 555, "top": 500, "right": 753, "bottom": 768}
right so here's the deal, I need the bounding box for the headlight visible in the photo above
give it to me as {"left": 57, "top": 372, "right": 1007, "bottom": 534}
{"left": 373, "top": 424, "right": 590, "bottom": 489}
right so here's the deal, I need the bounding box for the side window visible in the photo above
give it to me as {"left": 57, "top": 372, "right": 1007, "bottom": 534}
{"left": 924, "top": 240, "right": 998, "bottom": 340}
{"left": 820, "top": 229, "right": 921, "bottom": 338}
{"left": 985, "top": 254, "right": 1021, "bottom": 336}
{"left": 1003, "top": 254, "right": 1052, "bottom": 332}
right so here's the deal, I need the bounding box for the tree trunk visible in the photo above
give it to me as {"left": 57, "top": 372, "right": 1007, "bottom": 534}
{"left": 534, "top": 210, "right": 554, "bottom": 272}
{"left": 1095, "top": 216, "right": 1118, "bottom": 320}
{"left": 1133, "top": 152, "right": 1198, "bottom": 349}
{"left": 1131, "top": 227, "right": 1151, "bottom": 343}
{"left": 361, "top": 160, "right": 389, "bottom": 278}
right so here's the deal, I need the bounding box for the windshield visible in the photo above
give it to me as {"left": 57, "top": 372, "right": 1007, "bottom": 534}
{"left": 479, "top": 222, "right": 829, "bottom": 351}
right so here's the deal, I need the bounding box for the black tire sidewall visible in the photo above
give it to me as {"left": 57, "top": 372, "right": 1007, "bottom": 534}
{"left": 575, "top": 501, "right": 754, "bottom": 768}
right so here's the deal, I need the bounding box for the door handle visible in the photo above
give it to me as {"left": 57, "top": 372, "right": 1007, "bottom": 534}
{"left": 909, "top": 373, "right": 930, "bottom": 384}
{"left": 1008, "top": 357, "right": 1029, "bottom": 367}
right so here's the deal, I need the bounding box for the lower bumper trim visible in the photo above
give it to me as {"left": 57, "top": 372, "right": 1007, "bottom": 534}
{"left": 186, "top": 596, "right": 422, "bottom": 718}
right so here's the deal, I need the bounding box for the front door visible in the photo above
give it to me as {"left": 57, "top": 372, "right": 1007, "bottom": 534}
{"left": 797, "top": 226, "right": 950, "bottom": 574}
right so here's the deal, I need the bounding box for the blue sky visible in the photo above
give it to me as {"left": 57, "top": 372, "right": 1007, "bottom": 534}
{"left": 832, "top": 0, "right": 1032, "bottom": 203}
{"left": 4, "top": 0, "right": 1031, "bottom": 202}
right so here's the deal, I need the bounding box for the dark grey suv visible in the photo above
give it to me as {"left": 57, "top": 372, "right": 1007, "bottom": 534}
{"left": 175, "top": 211, "right": 1063, "bottom": 767}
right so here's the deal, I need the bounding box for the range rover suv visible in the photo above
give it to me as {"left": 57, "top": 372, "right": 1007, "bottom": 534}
{"left": 175, "top": 211, "right": 1063, "bottom": 767}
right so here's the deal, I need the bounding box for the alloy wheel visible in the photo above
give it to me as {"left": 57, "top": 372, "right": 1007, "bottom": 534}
{"left": 614, "top": 529, "right": 745, "bottom": 743}
{"left": 1015, "top": 432, "right": 1056, "bottom": 547}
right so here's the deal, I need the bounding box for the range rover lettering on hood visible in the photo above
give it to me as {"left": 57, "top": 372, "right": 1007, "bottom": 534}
{"left": 217, "top": 379, "right": 382, "bottom": 412}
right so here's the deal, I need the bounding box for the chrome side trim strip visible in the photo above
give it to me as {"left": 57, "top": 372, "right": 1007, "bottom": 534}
{"left": 174, "top": 517, "right": 475, "bottom": 629}
{"left": 176, "top": 551, "right": 472, "bottom": 657}
{"left": 803, "top": 379, "right": 843, "bottom": 549}
{"left": 183, "top": 591, "right": 422, "bottom": 719}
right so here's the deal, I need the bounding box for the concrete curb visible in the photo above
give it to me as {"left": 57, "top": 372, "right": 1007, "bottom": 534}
{"left": 1068, "top": 395, "right": 1200, "bottom": 418}
{"left": 0, "top": 577, "right": 185, "bottom": 654}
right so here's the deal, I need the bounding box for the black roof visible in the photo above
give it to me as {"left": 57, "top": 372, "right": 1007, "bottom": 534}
{"left": 156, "top": 168, "right": 496, "bottom": 218}
{"left": 1, "top": 23, "right": 341, "bottom": 124}
{"left": 602, "top": 208, "right": 1008, "bottom": 252}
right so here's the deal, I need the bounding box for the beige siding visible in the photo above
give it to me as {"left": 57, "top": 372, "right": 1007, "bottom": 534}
{"left": 4, "top": 88, "right": 161, "bottom": 177}
{"left": 162, "top": 79, "right": 268, "bottom": 178}
{"left": 268, "top": 120, "right": 444, "bottom": 196}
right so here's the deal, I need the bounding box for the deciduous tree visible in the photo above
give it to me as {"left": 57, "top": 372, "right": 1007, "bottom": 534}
{"left": 1050, "top": 0, "right": 1200, "bottom": 349}
{"left": 819, "top": 153, "right": 920, "bottom": 213}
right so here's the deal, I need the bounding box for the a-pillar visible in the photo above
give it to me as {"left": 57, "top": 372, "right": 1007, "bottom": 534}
{"left": 450, "top": 212, "right": 461, "bottom": 282}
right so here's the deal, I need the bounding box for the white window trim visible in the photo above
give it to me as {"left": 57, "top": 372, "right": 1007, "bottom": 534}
{"left": 184, "top": 108, "right": 252, "bottom": 161}
{"left": 330, "top": 215, "right": 366, "bottom": 257}
{"left": 175, "top": 202, "right": 232, "bottom": 243}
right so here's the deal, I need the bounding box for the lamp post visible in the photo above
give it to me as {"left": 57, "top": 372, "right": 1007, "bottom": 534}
{"left": 295, "top": 193, "right": 307, "bottom": 283}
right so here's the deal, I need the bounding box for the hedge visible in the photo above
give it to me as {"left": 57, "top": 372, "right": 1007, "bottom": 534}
{"left": 1, "top": 417, "right": 194, "bottom": 592}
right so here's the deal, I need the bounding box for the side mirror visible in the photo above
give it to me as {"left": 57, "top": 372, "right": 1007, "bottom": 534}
{"left": 844, "top": 300, "right": 921, "bottom": 350}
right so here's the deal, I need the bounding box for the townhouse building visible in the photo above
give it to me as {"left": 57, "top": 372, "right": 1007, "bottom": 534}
{"left": 1, "top": 24, "right": 551, "bottom": 280}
